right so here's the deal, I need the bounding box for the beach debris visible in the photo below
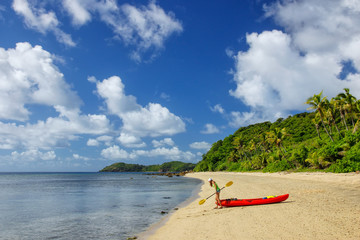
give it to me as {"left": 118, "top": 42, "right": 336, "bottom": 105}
{"left": 160, "top": 211, "right": 168, "bottom": 215}
{"left": 127, "top": 237, "right": 137, "bottom": 240}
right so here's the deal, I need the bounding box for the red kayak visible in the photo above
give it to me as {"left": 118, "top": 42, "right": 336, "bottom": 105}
{"left": 218, "top": 194, "right": 289, "bottom": 207}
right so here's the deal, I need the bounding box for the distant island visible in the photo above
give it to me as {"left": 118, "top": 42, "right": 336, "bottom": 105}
{"left": 99, "top": 161, "right": 196, "bottom": 172}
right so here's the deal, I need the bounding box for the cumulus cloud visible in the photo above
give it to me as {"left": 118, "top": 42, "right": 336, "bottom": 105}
{"left": 11, "top": 149, "right": 56, "bottom": 162}
{"left": 87, "top": 135, "right": 113, "bottom": 147}
{"left": 87, "top": 138, "right": 99, "bottom": 147}
{"left": 101, "top": 145, "right": 130, "bottom": 160}
{"left": 0, "top": 42, "right": 81, "bottom": 121}
{"left": 119, "top": 1, "right": 183, "bottom": 61}
{"left": 94, "top": 75, "right": 185, "bottom": 140}
{"left": 229, "top": 0, "right": 360, "bottom": 127}
{"left": 117, "top": 133, "right": 146, "bottom": 148}
{"left": 152, "top": 138, "right": 174, "bottom": 147}
{"left": 100, "top": 144, "right": 196, "bottom": 162}
{"left": 201, "top": 123, "right": 220, "bottom": 134}
{"left": 134, "top": 147, "right": 195, "bottom": 161}
{"left": 12, "top": 0, "right": 75, "bottom": 46}
{"left": 0, "top": 42, "right": 111, "bottom": 150}
{"left": 189, "top": 141, "right": 211, "bottom": 151}
{"left": 0, "top": 108, "right": 110, "bottom": 150}
{"left": 62, "top": 0, "right": 182, "bottom": 61}
{"left": 73, "top": 153, "right": 89, "bottom": 161}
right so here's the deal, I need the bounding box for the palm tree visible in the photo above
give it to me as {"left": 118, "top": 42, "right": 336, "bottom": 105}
{"left": 353, "top": 100, "right": 360, "bottom": 133}
{"left": 266, "top": 127, "right": 288, "bottom": 154}
{"left": 257, "top": 133, "right": 270, "bottom": 152}
{"left": 334, "top": 96, "right": 349, "bottom": 131}
{"left": 312, "top": 115, "right": 322, "bottom": 139}
{"left": 326, "top": 99, "right": 341, "bottom": 135}
{"left": 337, "top": 88, "right": 357, "bottom": 128}
{"left": 232, "top": 136, "right": 249, "bottom": 161}
{"left": 306, "top": 91, "right": 334, "bottom": 141}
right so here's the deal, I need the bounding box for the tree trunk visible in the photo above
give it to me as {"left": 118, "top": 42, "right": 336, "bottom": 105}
{"left": 315, "top": 124, "right": 321, "bottom": 139}
{"left": 353, "top": 119, "right": 360, "bottom": 133}
{"left": 340, "top": 110, "right": 349, "bottom": 131}
{"left": 331, "top": 116, "right": 341, "bottom": 135}
{"left": 321, "top": 118, "right": 334, "bottom": 142}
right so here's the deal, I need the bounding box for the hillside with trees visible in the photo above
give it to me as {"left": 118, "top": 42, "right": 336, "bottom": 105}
{"left": 194, "top": 88, "right": 360, "bottom": 173}
{"left": 100, "top": 161, "right": 196, "bottom": 172}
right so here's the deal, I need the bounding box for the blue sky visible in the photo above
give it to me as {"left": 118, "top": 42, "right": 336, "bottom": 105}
{"left": 1, "top": 0, "right": 360, "bottom": 172}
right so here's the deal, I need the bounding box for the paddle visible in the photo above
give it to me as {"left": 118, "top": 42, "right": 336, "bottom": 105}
{"left": 198, "top": 181, "right": 233, "bottom": 205}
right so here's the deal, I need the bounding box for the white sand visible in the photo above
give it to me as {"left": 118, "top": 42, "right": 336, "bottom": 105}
{"left": 140, "top": 172, "right": 360, "bottom": 240}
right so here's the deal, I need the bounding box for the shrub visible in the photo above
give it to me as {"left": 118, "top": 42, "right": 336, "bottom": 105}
{"left": 263, "top": 160, "right": 293, "bottom": 172}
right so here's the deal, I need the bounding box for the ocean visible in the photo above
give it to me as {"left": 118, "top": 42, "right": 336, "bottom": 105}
{"left": 0, "top": 172, "right": 201, "bottom": 240}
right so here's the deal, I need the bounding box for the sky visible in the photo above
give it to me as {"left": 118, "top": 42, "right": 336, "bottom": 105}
{"left": 0, "top": 0, "right": 360, "bottom": 172}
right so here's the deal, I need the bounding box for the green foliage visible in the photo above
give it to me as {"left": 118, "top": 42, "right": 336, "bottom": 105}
{"left": 194, "top": 88, "right": 360, "bottom": 173}
{"left": 263, "top": 160, "right": 294, "bottom": 172}
{"left": 100, "top": 161, "right": 196, "bottom": 172}
{"left": 100, "top": 162, "right": 144, "bottom": 172}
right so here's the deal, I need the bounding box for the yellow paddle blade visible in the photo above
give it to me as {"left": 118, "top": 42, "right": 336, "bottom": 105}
{"left": 225, "top": 181, "right": 233, "bottom": 187}
{"left": 198, "top": 199, "right": 206, "bottom": 205}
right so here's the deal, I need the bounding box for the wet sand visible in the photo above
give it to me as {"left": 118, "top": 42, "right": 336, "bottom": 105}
{"left": 141, "top": 172, "right": 360, "bottom": 240}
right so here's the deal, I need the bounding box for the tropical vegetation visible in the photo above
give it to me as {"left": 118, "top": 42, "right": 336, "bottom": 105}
{"left": 194, "top": 88, "right": 360, "bottom": 173}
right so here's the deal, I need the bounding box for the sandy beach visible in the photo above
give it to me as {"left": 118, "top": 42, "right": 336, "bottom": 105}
{"left": 141, "top": 172, "right": 360, "bottom": 240}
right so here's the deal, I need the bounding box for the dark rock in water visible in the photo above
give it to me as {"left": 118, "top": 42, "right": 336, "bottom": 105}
{"left": 127, "top": 237, "right": 137, "bottom": 240}
{"left": 144, "top": 170, "right": 193, "bottom": 177}
{"left": 160, "top": 211, "right": 168, "bottom": 215}
{"left": 163, "top": 197, "right": 171, "bottom": 199}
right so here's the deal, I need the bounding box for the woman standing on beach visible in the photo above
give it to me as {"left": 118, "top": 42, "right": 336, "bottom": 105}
{"left": 208, "top": 178, "right": 223, "bottom": 209}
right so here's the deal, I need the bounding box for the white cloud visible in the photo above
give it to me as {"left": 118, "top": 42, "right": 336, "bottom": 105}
{"left": 117, "top": 133, "right": 146, "bottom": 148}
{"left": 101, "top": 145, "right": 196, "bottom": 162}
{"left": 229, "top": 0, "right": 360, "bottom": 126}
{"left": 96, "top": 135, "right": 113, "bottom": 144}
{"left": 62, "top": 0, "right": 182, "bottom": 61}
{"left": 210, "top": 104, "right": 225, "bottom": 114}
{"left": 101, "top": 145, "right": 130, "bottom": 160}
{"left": 73, "top": 153, "right": 89, "bottom": 161}
{"left": 133, "top": 147, "right": 195, "bottom": 162}
{"left": 119, "top": 2, "right": 183, "bottom": 54}
{"left": 62, "top": 0, "right": 92, "bottom": 26}
{"left": 152, "top": 138, "right": 174, "bottom": 147}
{"left": 189, "top": 141, "right": 211, "bottom": 151}
{"left": 11, "top": 149, "right": 56, "bottom": 162}
{"left": 12, "top": 0, "right": 75, "bottom": 46}
{"left": 87, "top": 135, "right": 114, "bottom": 147}
{"left": 0, "top": 42, "right": 81, "bottom": 121}
{"left": 201, "top": 123, "right": 219, "bottom": 134}
{"left": 0, "top": 42, "right": 111, "bottom": 150}
{"left": 87, "top": 138, "right": 99, "bottom": 146}
{"left": 228, "top": 111, "right": 269, "bottom": 128}
{"left": 95, "top": 76, "right": 185, "bottom": 140}
{"left": 0, "top": 108, "right": 110, "bottom": 150}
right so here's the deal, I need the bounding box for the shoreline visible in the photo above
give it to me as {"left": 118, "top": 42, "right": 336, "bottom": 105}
{"left": 140, "top": 171, "right": 360, "bottom": 240}
{"left": 137, "top": 177, "right": 203, "bottom": 239}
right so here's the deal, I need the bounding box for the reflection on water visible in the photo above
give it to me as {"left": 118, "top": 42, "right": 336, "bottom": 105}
{"left": 0, "top": 172, "right": 201, "bottom": 240}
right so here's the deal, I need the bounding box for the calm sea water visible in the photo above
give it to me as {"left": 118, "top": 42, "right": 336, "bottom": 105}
{"left": 0, "top": 172, "right": 201, "bottom": 240}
